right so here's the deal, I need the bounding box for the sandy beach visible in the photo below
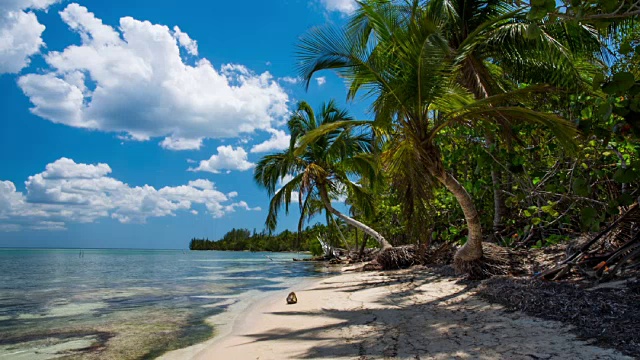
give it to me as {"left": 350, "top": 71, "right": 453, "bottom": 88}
{"left": 160, "top": 267, "right": 631, "bottom": 360}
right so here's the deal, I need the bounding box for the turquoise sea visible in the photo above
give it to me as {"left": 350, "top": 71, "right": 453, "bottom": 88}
{"left": 0, "top": 249, "right": 327, "bottom": 359}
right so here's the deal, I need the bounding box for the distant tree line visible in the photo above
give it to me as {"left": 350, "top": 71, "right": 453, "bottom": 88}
{"left": 189, "top": 221, "right": 379, "bottom": 255}
{"left": 190, "top": 227, "right": 300, "bottom": 252}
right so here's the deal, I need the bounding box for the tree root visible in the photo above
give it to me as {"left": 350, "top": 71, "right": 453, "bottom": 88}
{"left": 454, "top": 242, "right": 525, "bottom": 279}
{"left": 375, "top": 246, "right": 420, "bottom": 270}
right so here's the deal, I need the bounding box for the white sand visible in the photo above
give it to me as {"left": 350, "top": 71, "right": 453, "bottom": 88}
{"left": 161, "top": 268, "right": 631, "bottom": 360}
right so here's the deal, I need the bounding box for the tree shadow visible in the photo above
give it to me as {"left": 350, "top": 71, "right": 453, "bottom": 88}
{"left": 222, "top": 269, "right": 614, "bottom": 359}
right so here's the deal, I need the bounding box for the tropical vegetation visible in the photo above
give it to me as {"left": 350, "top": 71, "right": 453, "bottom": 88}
{"left": 193, "top": 0, "right": 640, "bottom": 277}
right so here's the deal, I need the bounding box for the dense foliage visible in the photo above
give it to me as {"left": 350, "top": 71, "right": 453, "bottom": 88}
{"left": 195, "top": 1, "right": 640, "bottom": 276}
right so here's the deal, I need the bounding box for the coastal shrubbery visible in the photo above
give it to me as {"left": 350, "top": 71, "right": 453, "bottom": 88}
{"left": 189, "top": 223, "right": 375, "bottom": 252}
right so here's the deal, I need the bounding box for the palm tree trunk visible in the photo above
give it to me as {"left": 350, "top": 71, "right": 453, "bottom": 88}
{"left": 491, "top": 167, "right": 506, "bottom": 233}
{"left": 435, "top": 171, "right": 483, "bottom": 262}
{"left": 297, "top": 216, "right": 304, "bottom": 251}
{"left": 359, "top": 234, "right": 368, "bottom": 256}
{"left": 318, "top": 186, "right": 392, "bottom": 249}
{"left": 354, "top": 228, "right": 359, "bottom": 252}
{"left": 330, "top": 213, "right": 352, "bottom": 252}
{"left": 485, "top": 134, "right": 505, "bottom": 237}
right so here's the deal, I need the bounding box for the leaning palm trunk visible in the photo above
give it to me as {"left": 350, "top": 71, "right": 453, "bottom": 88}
{"left": 330, "top": 213, "right": 354, "bottom": 252}
{"left": 319, "top": 187, "right": 392, "bottom": 249}
{"left": 435, "top": 171, "right": 483, "bottom": 263}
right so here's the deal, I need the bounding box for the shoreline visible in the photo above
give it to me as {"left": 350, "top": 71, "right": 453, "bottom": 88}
{"left": 159, "top": 275, "right": 325, "bottom": 360}
{"left": 160, "top": 267, "right": 631, "bottom": 360}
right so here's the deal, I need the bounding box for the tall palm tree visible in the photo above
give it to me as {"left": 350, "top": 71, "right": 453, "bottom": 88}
{"left": 254, "top": 100, "right": 392, "bottom": 249}
{"left": 346, "top": 0, "right": 602, "bottom": 232}
{"left": 425, "top": 0, "right": 602, "bottom": 231}
{"left": 296, "top": 0, "right": 578, "bottom": 275}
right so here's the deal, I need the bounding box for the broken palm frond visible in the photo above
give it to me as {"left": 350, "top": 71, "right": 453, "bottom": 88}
{"left": 539, "top": 203, "right": 640, "bottom": 281}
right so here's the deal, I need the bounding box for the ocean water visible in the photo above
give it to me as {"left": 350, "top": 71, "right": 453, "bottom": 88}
{"left": 0, "top": 249, "right": 327, "bottom": 359}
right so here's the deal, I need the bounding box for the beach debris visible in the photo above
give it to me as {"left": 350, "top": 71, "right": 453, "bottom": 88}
{"left": 373, "top": 243, "right": 456, "bottom": 271}
{"left": 453, "top": 242, "right": 524, "bottom": 279}
{"left": 477, "top": 276, "right": 640, "bottom": 358}
{"left": 376, "top": 246, "right": 419, "bottom": 270}
{"left": 286, "top": 292, "right": 297, "bottom": 304}
{"left": 538, "top": 203, "right": 640, "bottom": 281}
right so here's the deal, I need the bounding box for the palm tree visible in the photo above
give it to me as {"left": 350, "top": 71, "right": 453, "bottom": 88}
{"left": 296, "top": 0, "right": 578, "bottom": 275}
{"left": 253, "top": 100, "right": 392, "bottom": 249}
{"left": 422, "top": 0, "right": 603, "bottom": 232}
{"left": 345, "top": 0, "right": 602, "bottom": 233}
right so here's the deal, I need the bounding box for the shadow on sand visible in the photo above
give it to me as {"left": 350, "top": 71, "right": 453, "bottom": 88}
{"left": 225, "top": 269, "right": 624, "bottom": 359}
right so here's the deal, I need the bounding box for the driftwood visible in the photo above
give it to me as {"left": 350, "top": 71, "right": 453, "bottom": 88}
{"left": 539, "top": 203, "right": 640, "bottom": 281}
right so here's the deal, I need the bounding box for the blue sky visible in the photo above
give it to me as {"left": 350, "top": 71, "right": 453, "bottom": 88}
{"left": 0, "top": 0, "right": 367, "bottom": 249}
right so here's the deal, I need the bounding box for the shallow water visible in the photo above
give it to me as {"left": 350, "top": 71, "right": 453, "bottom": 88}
{"left": 0, "top": 249, "right": 327, "bottom": 359}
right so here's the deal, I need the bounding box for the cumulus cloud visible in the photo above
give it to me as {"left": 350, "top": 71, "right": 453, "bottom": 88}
{"left": 0, "top": 0, "right": 58, "bottom": 74}
{"left": 0, "top": 158, "right": 259, "bottom": 231}
{"left": 190, "top": 145, "right": 255, "bottom": 174}
{"left": 172, "top": 26, "right": 198, "bottom": 56}
{"left": 315, "top": 76, "right": 326, "bottom": 86}
{"left": 320, "top": 0, "right": 357, "bottom": 14}
{"left": 18, "top": 3, "right": 290, "bottom": 150}
{"left": 250, "top": 129, "right": 290, "bottom": 153}
{"left": 187, "top": 179, "right": 215, "bottom": 190}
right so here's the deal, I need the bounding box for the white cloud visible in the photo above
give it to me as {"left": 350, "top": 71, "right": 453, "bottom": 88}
{"left": 18, "top": 3, "right": 290, "bottom": 150}
{"left": 278, "top": 174, "right": 295, "bottom": 187}
{"left": 187, "top": 179, "right": 214, "bottom": 190}
{"left": 224, "top": 201, "right": 261, "bottom": 213}
{"left": 160, "top": 136, "right": 203, "bottom": 150}
{"left": 172, "top": 26, "right": 198, "bottom": 56}
{"left": 0, "top": 158, "right": 258, "bottom": 231}
{"left": 0, "top": 0, "right": 58, "bottom": 74}
{"left": 250, "top": 128, "right": 290, "bottom": 153}
{"left": 41, "top": 157, "right": 111, "bottom": 178}
{"left": 190, "top": 145, "right": 255, "bottom": 174}
{"left": 320, "top": 0, "right": 357, "bottom": 14}
{"left": 315, "top": 76, "right": 326, "bottom": 86}
{"left": 275, "top": 174, "right": 300, "bottom": 204}
{"left": 279, "top": 76, "right": 301, "bottom": 84}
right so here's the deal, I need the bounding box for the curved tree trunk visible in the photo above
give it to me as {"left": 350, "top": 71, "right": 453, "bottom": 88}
{"left": 319, "top": 186, "right": 392, "bottom": 250}
{"left": 330, "top": 213, "right": 353, "bottom": 252}
{"left": 435, "top": 171, "right": 483, "bottom": 262}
